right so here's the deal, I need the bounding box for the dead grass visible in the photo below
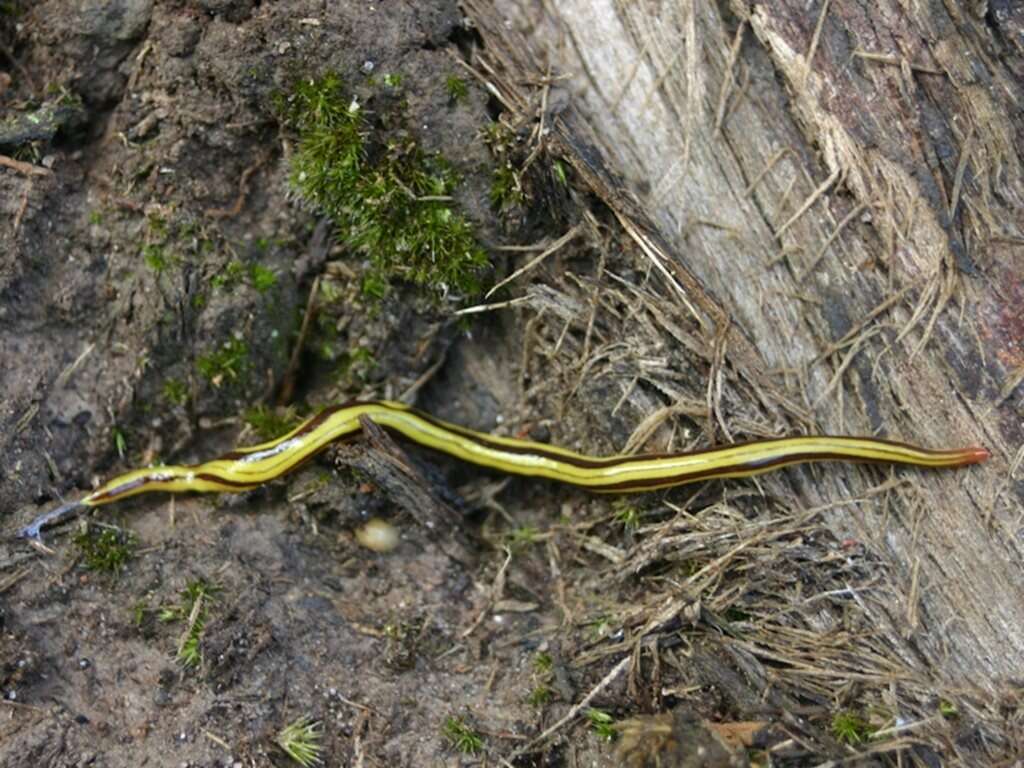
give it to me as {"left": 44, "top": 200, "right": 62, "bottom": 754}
{"left": 457, "top": 2, "right": 1022, "bottom": 763}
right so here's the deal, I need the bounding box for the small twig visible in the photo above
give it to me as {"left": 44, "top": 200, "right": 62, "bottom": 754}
{"left": 54, "top": 343, "right": 96, "bottom": 389}
{"left": 454, "top": 294, "right": 535, "bottom": 316}
{"left": 204, "top": 155, "right": 266, "bottom": 219}
{"left": 0, "top": 154, "right": 51, "bottom": 177}
{"left": 278, "top": 275, "right": 320, "bottom": 405}
{"left": 852, "top": 50, "right": 943, "bottom": 75}
{"left": 802, "top": 0, "right": 831, "bottom": 88}
{"left": 461, "top": 549, "right": 512, "bottom": 638}
{"left": 485, "top": 224, "right": 583, "bottom": 299}
{"left": 774, "top": 168, "right": 840, "bottom": 240}
{"left": 13, "top": 187, "right": 30, "bottom": 233}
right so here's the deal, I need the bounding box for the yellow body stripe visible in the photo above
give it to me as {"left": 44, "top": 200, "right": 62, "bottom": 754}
{"left": 18, "top": 400, "right": 988, "bottom": 540}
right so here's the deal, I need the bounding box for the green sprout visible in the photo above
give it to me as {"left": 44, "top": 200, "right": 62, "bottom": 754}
{"left": 587, "top": 708, "right": 617, "bottom": 741}
{"left": 939, "top": 699, "right": 959, "bottom": 719}
{"left": 276, "top": 716, "right": 323, "bottom": 767}
{"left": 445, "top": 75, "right": 468, "bottom": 103}
{"left": 382, "top": 72, "right": 403, "bottom": 88}
{"left": 112, "top": 427, "right": 127, "bottom": 459}
{"left": 553, "top": 159, "right": 568, "bottom": 186}
{"left": 73, "top": 524, "right": 136, "bottom": 576}
{"left": 281, "top": 73, "right": 488, "bottom": 300}
{"left": 506, "top": 525, "right": 542, "bottom": 551}
{"left": 158, "top": 578, "right": 220, "bottom": 668}
{"left": 612, "top": 499, "right": 641, "bottom": 529}
{"left": 831, "top": 710, "right": 873, "bottom": 745}
{"left": 587, "top": 614, "right": 614, "bottom": 641}
{"left": 196, "top": 338, "right": 249, "bottom": 384}
{"left": 442, "top": 716, "right": 484, "bottom": 755}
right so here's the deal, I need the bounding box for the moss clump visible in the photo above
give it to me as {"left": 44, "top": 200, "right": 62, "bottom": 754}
{"left": 483, "top": 121, "right": 525, "bottom": 211}
{"left": 162, "top": 378, "right": 189, "bottom": 405}
{"left": 490, "top": 163, "right": 524, "bottom": 210}
{"left": 158, "top": 578, "right": 220, "bottom": 668}
{"left": 280, "top": 73, "right": 488, "bottom": 300}
{"left": 73, "top": 524, "right": 136, "bottom": 576}
{"left": 249, "top": 263, "right": 278, "bottom": 293}
{"left": 527, "top": 684, "right": 552, "bottom": 707}
{"left": 830, "top": 710, "right": 873, "bottom": 745}
{"left": 276, "top": 716, "right": 323, "bottom": 767}
{"left": 441, "top": 716, "right": 484, "bottom": 755}
{"left": 210, "top": 259, "right": 247, "bottom": 291}
{"left": 445, "top": 75, "right": 468, "bottom": 103}
{"left": 196, "top": 338, "right": 249, "bottom": 385}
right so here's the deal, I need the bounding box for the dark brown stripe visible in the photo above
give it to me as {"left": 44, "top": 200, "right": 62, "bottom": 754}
{"left": 194, "top": 472, "right": 261, "bottom": 489}
{"left": 585, "top": 451, "right": 904, "bottom": 492}
{"left": 403, "top": 406, "right": 958, "bottom": 471}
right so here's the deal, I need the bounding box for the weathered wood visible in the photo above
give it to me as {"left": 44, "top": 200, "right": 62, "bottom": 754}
{"left": 469, "top": 0, "right": 1023, "bottom": 715}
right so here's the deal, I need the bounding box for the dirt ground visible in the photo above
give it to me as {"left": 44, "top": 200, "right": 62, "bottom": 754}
{"left": 1, "top": 1, "right": 1019, "bottom": 767}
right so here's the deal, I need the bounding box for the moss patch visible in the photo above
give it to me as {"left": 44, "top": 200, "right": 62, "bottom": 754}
{"left": 279, "top": 73, "right": 489, "bottom": 300}
{"left": 73, "top": 523, "right": 136, "bottom": 577}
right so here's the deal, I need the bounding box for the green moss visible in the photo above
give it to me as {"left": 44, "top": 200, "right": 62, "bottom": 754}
{"left": 158, "top": 578, "right": 220, "bottom": 668}
{"left": 196, "top": 338, "right": 249, "bottom": 384}
{"left": 244, "top": 405, "right": 303, "bottom": 441}
{"left": 527, "top": 684, "right": 552, "bottom": 707}
{"left": 587, "top": 708, "right": 617, "bottom": 741}
{"left": 445, "top": 75, "right": 468, "bottom": 103}
{"left": 146, "top": 213, "right": 169, "bottom": 239}
{"left": 532, "top": 651, "right": 553, "bottom": 673}
{"left": 276, "top": 716, "right": 323, "bottom": 767}
{"left": 831, "top": 710, "right": 873, "bottom": 745}
{"left": 490, "top": 163, "right": 524, "bottom": 210}
{"left": 210, "top": 259, "right": 247, "bottom": 291}
{"left": 73, "top": 524, "right": 136, "bottom": 576}
{"left": 280, "top": 73, "right": 489, "bottom": 300}
{"left": 442, "top": 716, "right": 484, "bottom": 755}
{"left": 143, "top": 243, "right": 171, "bottom": 273}
{"left": 249, "top": 263, "right": 278, "bottom": 293}
{"left": 162, "top": 378, "right": 189, "bottom": 406}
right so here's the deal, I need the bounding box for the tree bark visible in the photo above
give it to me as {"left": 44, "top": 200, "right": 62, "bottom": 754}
{"left": 470, "top": 0, "right": 1024, "bottom": 695}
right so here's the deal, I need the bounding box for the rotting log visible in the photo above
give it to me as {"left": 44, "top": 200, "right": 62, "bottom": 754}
{"left": 465, "top": 0, "right": 1024, "bottom": 754}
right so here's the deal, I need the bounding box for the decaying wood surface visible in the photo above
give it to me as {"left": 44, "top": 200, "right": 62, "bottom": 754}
{"left": 467, "top": 0, "right": 1023, "bottom": 723}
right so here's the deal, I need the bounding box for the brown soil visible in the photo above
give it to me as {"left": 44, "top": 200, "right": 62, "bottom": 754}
{"left": 2, "top": 1, "right": 1020, "bottom": 767}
